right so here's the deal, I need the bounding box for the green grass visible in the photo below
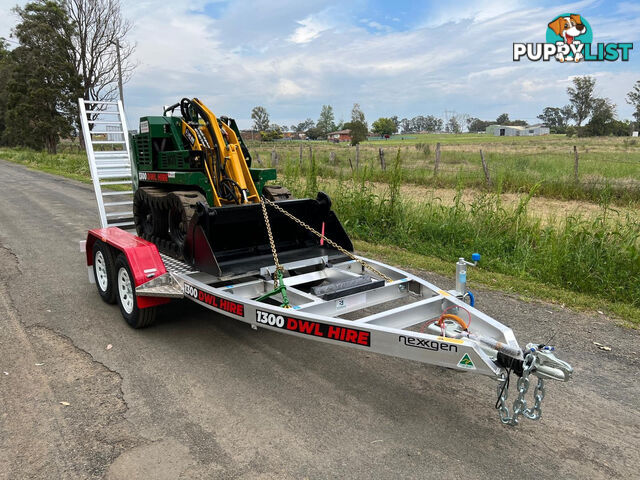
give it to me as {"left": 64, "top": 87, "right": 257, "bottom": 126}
{"left": 353, "top": 240, "right": 640, "bottom": 327}
{"left": 249, "top": 134, "right": 640, "bottom": 205}
{"left": 280, "top": 154, "right": 640, "bottom": 324}
{"left": 0, "top": 147, "right": 129, "bottom": 190}
{"left": 0, "top": 147, "right": 91, "bottom": 183}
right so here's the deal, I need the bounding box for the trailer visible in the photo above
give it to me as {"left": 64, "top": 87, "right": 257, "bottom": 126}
{"left": 79, "top": 99, "right": 573, "bottom": 426}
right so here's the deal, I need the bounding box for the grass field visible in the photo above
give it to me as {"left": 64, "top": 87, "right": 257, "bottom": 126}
{"left": 2, "top": 132, "right": 639, "bottom": 326}
{"left": 250, "top": 134, "right": 640, "bottom": 205}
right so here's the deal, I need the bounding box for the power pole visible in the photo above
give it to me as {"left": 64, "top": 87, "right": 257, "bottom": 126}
{"left": 115, "top": 40, "right": 124, "bottom": 106}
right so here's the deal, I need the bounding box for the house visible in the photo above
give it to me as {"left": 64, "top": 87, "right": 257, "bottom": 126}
{"left": 282, "top": 131, "right": 307, "bottom": 140}
{"left": 326, "top": 129, "right": 351, "bottom": 142}
{"left": 486, "top": 124, "right": 550, "bottom": 136}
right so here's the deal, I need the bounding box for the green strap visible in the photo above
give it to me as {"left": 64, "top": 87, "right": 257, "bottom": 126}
{"left": 255, "top": 269, "right": 291, "bottom": 308}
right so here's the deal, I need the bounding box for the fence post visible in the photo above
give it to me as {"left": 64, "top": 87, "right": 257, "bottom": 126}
{"left": 355, "top": 144, "right": 360, "bottom": 170}
{"left": 379, "top": 148, "right": 386, "bottom": 170}
{"left": 308, "top": 145, "right": 312, "bottom": 164}
{"left": 348, "top": 157, "right": 354, "bottom": 172}
{"left": 271, "top": 148, "right": 277, "bottom": 167}
{"left": 255, "top": 153, "right": 263, "bottom": 166}
{"left": 299, "top": 143, "right": 303, "bottom": 166}
{"left": 573, "top": 145, "right": 579, "bottom": 182}
{"left": 434, "top": 142, "right": 441, "bottom": 175}
{"left": 480, "top": 149, "right": 491, "bottom": 187}
{"left": 330, "top": 151, "right": 336, "bottom": 164}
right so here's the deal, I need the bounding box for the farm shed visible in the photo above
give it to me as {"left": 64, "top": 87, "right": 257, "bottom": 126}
{"left": 486, "top": 124, "right": 550, "bottom": 136}
{"left": 327, "top": 129, "right": 352, "bottom": 142}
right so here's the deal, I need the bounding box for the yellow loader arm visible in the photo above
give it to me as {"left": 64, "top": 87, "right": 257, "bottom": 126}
{"left": 180, "top": 98, "right": 260, "bottom": 207}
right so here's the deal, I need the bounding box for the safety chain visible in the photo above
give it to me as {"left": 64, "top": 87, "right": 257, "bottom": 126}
{"left": 495, "top": 353, "right": 546, "bottom": 425}
{"left": 260, "top": 200, "right": 284, "bottom": 290}
{"left": 262, "top": 197, "right": 393, "bottom": 283}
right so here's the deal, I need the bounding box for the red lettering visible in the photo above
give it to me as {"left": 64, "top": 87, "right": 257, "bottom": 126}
{"left": 298, "top": 320, "right": 315, "bottom": 334}
{"left": 287, "top": 318, "right": 297, "bottom": 330}
{"left": 327, "top": 325, "right": 340, "bottom": 340}
{"left": 198, "top": 291, "right": 205, "bottom": 301}
{"left": 236, "top": 304, "right": 244, "bottom": 316}
{"left": 219, "top": 298, "right": 227, "bottom": 310}
{"left": 340, "top": 328, "right": 346, "bottom": 341}
{"left": 313, "top": 323, "right": 323, "bottom": 337}
{"left": 345, "top": 330, "right": 357, "bottom": 343}
{"left": 357, "top": 332, "right": 369, "bottom": 346}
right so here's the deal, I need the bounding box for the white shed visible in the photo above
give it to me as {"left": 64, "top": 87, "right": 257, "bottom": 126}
{"left": 486, "top": 124, "right": 550, "bottom": 136}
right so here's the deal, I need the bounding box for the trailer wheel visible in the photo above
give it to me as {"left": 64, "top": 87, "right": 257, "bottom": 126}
{"left": 92, "top": 241, "right": 116, "bottom": 304}
{"left": 114, "top": 254, "right": 156, "bottom": 328}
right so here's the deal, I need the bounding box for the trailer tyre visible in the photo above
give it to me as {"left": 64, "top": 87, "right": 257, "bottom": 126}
{"left": 93, "top": 241, "right": 116, "bottom": 304}
{"left": 114, "top": 254, "right": 156, "bottom": 328}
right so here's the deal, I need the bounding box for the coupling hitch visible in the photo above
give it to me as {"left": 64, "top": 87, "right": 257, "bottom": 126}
{"left": 494, "top": 343, "right": 573, "bottom": 426}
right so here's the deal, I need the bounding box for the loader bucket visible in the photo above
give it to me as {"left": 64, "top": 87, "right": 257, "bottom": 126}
{"left": 184, "top": 192, "right": 353, "bottom": 277}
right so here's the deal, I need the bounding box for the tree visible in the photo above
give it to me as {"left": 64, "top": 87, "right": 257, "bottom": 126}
{"left": 389, "top": 115, "right": 399, "bottom": 131}
{"left": 626, "top": 80, "right": 640, "bottom": 124}
{"left": 584, "top": 97, "right": 616, "bottom": 136}
{"left": 424, "top": 115, "right": 443, "bottom": 132}
{"left": 251, "top": 106, "right": 269, "bottom": 131}
{"left": 537, "top": 107, "right": 570, "bottom": 132}
{"left": 0, "top": 40, "right": 12, "bottom": 143}
{"left": 292, "top": 118, "right": 314, "bottom": 133}
{"left": 346, "top": 103, "right": 367, "bottom": 145}
{"left": 316, "top": 105, "right": 335, "bottom": 136}
{"left": 537, "top": 107, "right": 564, "bottom": 128}
{"left": 371, "top": 117, "right": 397, "bottom": 136}
{"left": 3, "top": 1, "right": 82, "bottom": 153}
{"left": 561, "top": 105, "right": 574, "bottom": 125}
{"left": 343, "top": 121, "right": 367, "bottom": 146}
{"left": 63, "top": 0, "right": 135, "bottom": 103}
{"left": 351, "top": 103, "right": 367, "bottom": 130}
{"left": 467, "top": 117, "right": 492, "bottom": 133}
{"left": 567, "top": 76, "right": 596, "bottom": 126}
{"left": 305, "top": 126, "right": 322, "bottom": 140}
{"left": 446, "top": 116, "right": 462, "bottom": 134}
{"left": 399, "top": 117, "right": 410, "bottom": 133}
{"left": 260, "top": 125, "right": 282, "bottom": 141}
{"left": 496, "top": 113, "right": 510, "bottom": 124}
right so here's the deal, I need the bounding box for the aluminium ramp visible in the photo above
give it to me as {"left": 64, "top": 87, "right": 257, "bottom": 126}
{"left": 78, "top": 98, "right": 135, "bottom": 229}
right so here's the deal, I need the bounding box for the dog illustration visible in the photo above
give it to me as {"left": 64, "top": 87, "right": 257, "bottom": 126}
{"left": 548, "top": 14, "right": 587, "bottom": 62}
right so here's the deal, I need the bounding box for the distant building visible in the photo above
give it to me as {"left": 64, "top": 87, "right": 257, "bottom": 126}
{"left": 282, "top": 131, "right": 307, "bottom": 140}
{"left": 486, "top": 124, "right": 550, "bottom": 136}
{"left": 327, "top": 129, "right": 351, "bottom": 142}
{"left": 240, "top": 130, "right": 260, "bottom": 141}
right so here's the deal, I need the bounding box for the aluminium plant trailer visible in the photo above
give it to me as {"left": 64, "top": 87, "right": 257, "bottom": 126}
{"left": 79, "top": 98, "right": 573, "bottom": 426}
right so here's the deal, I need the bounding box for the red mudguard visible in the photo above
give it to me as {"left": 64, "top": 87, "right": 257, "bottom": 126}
{"left": 86, "top": 228, "right": 171, "bottom": 309}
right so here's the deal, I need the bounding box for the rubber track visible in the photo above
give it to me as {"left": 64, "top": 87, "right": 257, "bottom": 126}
{"left": 133, "top": 187, "right": 207, "bottom": 260}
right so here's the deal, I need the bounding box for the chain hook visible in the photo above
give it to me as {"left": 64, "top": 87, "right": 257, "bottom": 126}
{"left": 495, "top": 352, "right": 546, "bottom": 426}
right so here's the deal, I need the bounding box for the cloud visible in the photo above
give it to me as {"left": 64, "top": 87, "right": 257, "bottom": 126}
{"left": 288, "top": 14, "right": 332, "bottom": 43}
{"left": 0, "top": 0, "right": 638, "bottom": 127}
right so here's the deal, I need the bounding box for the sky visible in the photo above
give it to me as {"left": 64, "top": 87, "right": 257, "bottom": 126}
{"left": 0, "top": 0, "right": 639, "bottom": 130}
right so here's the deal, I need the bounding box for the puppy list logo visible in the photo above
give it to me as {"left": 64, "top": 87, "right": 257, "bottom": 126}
{"left": 513, "top": 13, "right": 632, "bottom": 62}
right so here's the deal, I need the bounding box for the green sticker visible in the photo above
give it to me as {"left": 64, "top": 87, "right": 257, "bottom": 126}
{"left": 458, "top": 353, "right": 476, "bottom": 369}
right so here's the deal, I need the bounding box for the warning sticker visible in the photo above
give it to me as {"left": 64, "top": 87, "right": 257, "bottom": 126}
{"left": 457, "top": 353, "right": 476, "bottom": 369}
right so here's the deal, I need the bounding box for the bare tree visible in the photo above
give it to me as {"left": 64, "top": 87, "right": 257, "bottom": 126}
{"left": 64, "top": 0, "right": 135, "bottom": 103}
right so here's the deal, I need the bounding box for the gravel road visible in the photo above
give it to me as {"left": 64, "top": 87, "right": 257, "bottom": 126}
{"left": 0, "top": 160, "right": 638, "bottom": 479}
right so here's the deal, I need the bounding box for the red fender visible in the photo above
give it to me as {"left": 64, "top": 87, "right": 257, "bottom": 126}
{"left": 86, "top": 228, "right": 171, "bottom": 309}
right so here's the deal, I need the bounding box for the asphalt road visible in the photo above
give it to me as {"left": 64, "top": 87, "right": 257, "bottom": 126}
{"left": 0, "top": 160, "right": 639, "bottom": 479}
